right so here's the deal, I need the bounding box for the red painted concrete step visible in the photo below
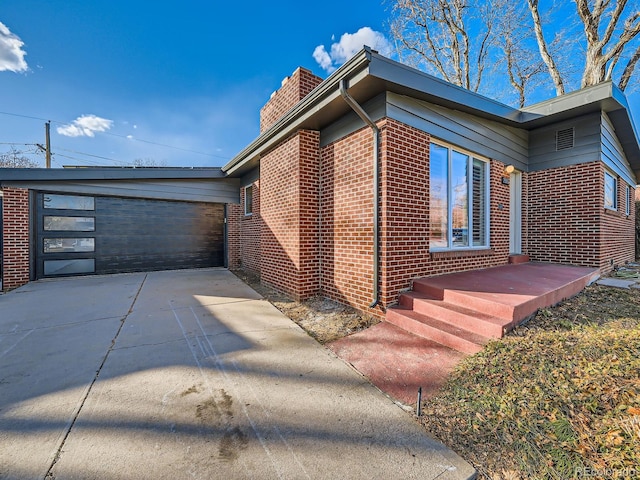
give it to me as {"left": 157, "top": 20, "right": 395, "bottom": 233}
{"left": 386, "top": 306, "right": 488, "bottom": 355}
{"left": 411, "top": 262, "right": 599, "bottom": 323}
{"left": 398, "top": 291, "right": 509, "bottom": 338}
{"left": 386, "top": 262, "right": 599, "bottom": 355}
{"left": 411, "top": 279, "right": 519, "bottom": 321}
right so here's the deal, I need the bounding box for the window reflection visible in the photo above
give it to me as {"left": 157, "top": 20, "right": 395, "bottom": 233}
{"left": 44, "top": 194, "right": 95, "bottom": 210}
{"left": 44, "top": 238, "right": 95, "bottom": 253}
{"left": 44, "top": 216, "right": 95, "bottom": 232}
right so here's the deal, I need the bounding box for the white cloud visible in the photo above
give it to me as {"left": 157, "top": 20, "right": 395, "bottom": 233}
{"left": 0, "top": 22, "right": 28, "bottom": 73}
{"left": 312, "top": 45, "right": 334, "bottom": 71}
{"left": 57, "top": 114, "right": 114, "bottom": 138}
{"left": 313, "top": 27, "right": 392, "bottom": 73}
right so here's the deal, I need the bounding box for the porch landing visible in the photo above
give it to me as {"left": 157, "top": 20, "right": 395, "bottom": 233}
{"left": 328, "top": 262, "right": 599, "bottom": 405}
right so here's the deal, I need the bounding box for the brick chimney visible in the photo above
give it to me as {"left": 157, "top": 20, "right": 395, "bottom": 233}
{"left": 259, "top": 67, "right": 324, "bottom": 133}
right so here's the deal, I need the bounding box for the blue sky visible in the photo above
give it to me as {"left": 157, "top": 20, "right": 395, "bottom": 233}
{"left": 1, "top": 1, "right": 639, "bottom": 168}
{"left": 0, "top": 1, "right": 393, "bottom": 168}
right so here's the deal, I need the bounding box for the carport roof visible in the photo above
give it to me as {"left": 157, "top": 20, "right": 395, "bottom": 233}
{"left": 0, "top": 166, "right": 226, "bottom": 182}
{"left": 0, "top": 166, "right": 238, "bottom": 204}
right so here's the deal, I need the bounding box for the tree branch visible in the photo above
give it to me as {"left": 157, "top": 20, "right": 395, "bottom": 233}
{"left": 527, "top": 0, "right": 565, "bottom": 95}
{"left": 619, "top": 43, "right": 640, "bottom": 90}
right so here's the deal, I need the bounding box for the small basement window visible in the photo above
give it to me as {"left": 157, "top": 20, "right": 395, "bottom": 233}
{"left": 604, "top": 171, "right": 617, "bottom": 210}
{"left": 244, "top": 185, "right": 253, "bottom": 216}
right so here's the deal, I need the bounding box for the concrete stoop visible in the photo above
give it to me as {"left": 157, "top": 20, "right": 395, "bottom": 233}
{"left": 385, "top": 262, "right": 599, "bottom": 354}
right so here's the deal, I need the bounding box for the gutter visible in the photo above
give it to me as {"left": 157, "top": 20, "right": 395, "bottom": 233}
{"left": 339, "top": 79, "right": 380, "bottom": 309}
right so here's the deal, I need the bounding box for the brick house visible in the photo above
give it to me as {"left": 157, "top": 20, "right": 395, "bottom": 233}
{"left": 2, "top": 48, "right": 638, "bottom": 319}
{"left": 223, "top": 47, "right": 639, "bottom": 319}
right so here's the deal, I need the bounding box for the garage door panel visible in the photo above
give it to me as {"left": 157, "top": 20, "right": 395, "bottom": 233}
{"left": 96, "top": 252, "right": 223, "bottom": 275}
{"left": 36, "top": 193, "right": 225, "bottom": 278}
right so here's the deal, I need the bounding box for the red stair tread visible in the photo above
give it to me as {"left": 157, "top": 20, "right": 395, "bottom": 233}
{"left": 386, "top": 306, "right": 489, "bottom": 354}
{"left": 400, "top": 291, "right": 512, "bottom": 335}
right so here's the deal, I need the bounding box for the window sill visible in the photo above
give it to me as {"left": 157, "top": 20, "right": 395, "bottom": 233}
{"left": 430, "top": 248, "right": 493, "bottom": 260}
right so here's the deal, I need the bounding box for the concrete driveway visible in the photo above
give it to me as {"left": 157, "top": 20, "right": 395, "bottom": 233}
{"left": 0, "top": 268, "right": 475, "bottom": 480}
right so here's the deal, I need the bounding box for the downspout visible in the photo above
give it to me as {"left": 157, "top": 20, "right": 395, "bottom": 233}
{"left": 339, "top": 79, "right": 380, "bottom": 308}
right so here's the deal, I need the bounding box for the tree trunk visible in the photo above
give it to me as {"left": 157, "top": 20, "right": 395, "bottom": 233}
{"left": 527, "top": 0, "right": 565, "bottom": 95}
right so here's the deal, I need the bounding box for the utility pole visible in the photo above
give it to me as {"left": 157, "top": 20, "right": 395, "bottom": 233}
{"left": 45, "top": 121, "right": 51, "bottom": 168}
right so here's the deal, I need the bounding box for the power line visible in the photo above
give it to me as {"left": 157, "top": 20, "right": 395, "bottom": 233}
{"left": 0, "top": 111, "right": 49, "bottom": 122}
{"left": 0, "top": 110, "right": 232, "bottom": 160}
{"left": 101, "top": 131, "right": 231, "bottom": 159}
{"left": 54, "top": 147, "right": 129, "bottom": 165}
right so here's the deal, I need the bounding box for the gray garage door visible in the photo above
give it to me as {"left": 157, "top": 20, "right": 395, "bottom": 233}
{"left": 35, "top": 192, "right": 224, "bottom": 278}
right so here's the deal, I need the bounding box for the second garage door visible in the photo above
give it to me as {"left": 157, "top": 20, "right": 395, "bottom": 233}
{"left": 35, "top": 192, "right": 225, "bottom": 278}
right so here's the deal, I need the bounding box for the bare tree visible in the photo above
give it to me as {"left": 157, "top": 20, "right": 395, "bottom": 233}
{"left": 131, "top": 157, "right": 167, "bottom": 167}
{"left": 493, "top": 1, "right": 549, "bottom": 107}
{"left": 389, "top": 0, "right": 494, "bottom": 92}
{"left": 389, "top": 0, "right": 640, "bottom": 105}
{"left": 619, "top": 43, "right": 640, "bottom": 89}
{"left": 0, "top": 147, "right": 39, "bottom": 168}
{"left": 527, "top": 0, "right": 567, "bottom": 95}
{"left": 574, "top": 0, "right": 640, "bottom": 90}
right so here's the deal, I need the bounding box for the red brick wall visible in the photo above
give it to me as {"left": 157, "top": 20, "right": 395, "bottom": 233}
{"left": 298, "top": 131, "right": 321, "bottom": 297}
{"left": 527, "top": 161, "right": 635, "bottom": 272}
{"left": 260, "top": 130, "right": 320, "bottom": 299}
{"left": 320, "top": 126, "right": 376, "bottom": 313}
{"left": 318, "top": 122, "right": 517, "bottom": 316}
{"left": 602, "top": 174, "right": 635, "bottom": 271}
{"left": 379, "top": 119, "right": 430, "bottom": 307}
{"left": 521, "top": 171, "right": 529, "bottom": 255}
{"left": 236, "top": 181, "right": 261, "bottom": 274}
{"left": 230, "top": 117, "right": 529, "bottom": 317}
{"left": 259, "top": 68, "right": 323, "bottom": 133}
{"left": 2, "top": 187, "right": 30, "bottom": 291}
{"left": 226, "top": 203, "right": 241, "bottom": 269}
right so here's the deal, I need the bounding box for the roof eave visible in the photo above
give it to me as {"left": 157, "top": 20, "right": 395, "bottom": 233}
{"left": 0, "top": 167, "right": 226, "bottom": 183}
{"left": 222, "top": 48, "right": 374, "bottom": 177}
{"left": 224, "top": 50, "right": 640, "bottom": 181}
{"left": 522, "top": 81, "right": 640, "bottom": 177}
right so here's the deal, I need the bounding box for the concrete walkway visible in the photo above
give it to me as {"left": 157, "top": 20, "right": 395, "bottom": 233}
{"left": 0, "top": 269, "right": 475, "bottom": 480}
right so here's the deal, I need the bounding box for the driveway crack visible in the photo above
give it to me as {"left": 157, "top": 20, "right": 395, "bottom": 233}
{"left": 43, "top": 273, "right": 148, "bottom": 479}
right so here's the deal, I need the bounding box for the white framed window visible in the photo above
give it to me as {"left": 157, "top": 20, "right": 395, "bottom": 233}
{"left": 429, "top": 141, "right": 490, "bottom": 250}
{"left": 604, "top": 171, "right": 617, "bottom": 210}
{"left": 244, "top": 185, "right": 253, "bottom": 216}
{"left": 626, "top": 185, "right": 631, "bottom": 216}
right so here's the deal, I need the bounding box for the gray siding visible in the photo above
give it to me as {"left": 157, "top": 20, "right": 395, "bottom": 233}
{"left": 240, "top": 168, "right": 260, "bottom": 188}
{"left": 320, "top": 94, "right": 387, "bottom": 147}
{"left": 601, "top": 112, "right": 636, "bottom": 186}
{"left": 528, "top": 112, "right": 636, "bottom": 186}
{"left": 386, "top": 93, "right": 529, "bottom": 168}
{"left": 528, "top": 113, "right": 602, "bottom": 173}
{"left": 1, "top": 178, "right": 240, "bottom": 204}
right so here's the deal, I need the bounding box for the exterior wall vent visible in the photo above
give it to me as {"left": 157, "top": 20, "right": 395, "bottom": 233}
{"left": 556, "top": 127, "right": 575, "bottom": 151}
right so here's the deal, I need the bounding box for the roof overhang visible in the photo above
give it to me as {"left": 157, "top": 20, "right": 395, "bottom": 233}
{"left": 523, "top": 81, "right": 640, "bottom": 176}
{"left": 0, "top": 167, "right": 238, "bottom": 204}
{"left": 0, "top": 166, "right": 226, "bottom": 183}
{"left": 223, "top": 47, "right": 640, "bottom": 180}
